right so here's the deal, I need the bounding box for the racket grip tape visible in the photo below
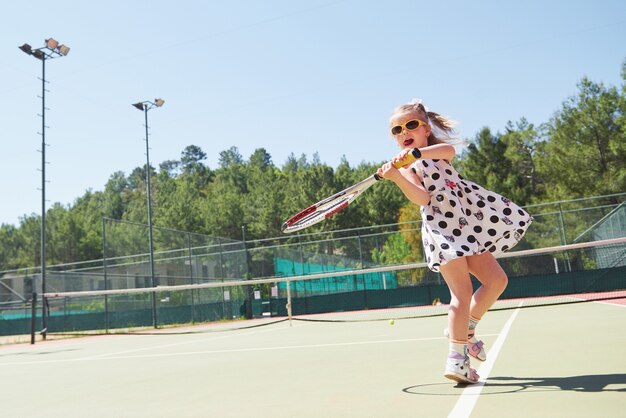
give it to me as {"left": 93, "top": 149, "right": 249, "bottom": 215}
{"left": 392, "top": 148, "right": 421, "bottom": 169}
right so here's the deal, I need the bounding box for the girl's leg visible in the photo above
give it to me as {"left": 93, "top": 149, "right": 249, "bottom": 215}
{"left": 466, "top": 252, "right": 508, "bottom": 320}
{"left": 443, "top": 252, "right": 507, "bottom": 363}
{"left": 439, "top": 257, "right": 473, "bottom": 342}
{"left": 440, "top": 257, "right": 479, "bottom": 383}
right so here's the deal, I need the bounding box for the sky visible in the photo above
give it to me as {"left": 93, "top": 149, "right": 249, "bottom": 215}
{"left": 1, "top": 0, "right": 624, "bottom": 226}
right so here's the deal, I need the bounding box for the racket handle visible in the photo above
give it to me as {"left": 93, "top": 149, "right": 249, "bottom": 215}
{"left": 392, "top": 148, "right": 421, "bottom": 169}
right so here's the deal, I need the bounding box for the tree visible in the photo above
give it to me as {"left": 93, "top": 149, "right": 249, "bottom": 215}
{"left": 249, "top": 148, "right": 273, "bottom": 170}
{"left": 537, "top": 77, "right": 625, "bottom": 201}
{"left": 10, "top": 215, "right": 42, "bottom": 268}
{"left": 46, "top": 203, "right": 80, "bottom": 264}
{"left": 457, "top": 123, "right": 543, "bottom": 206}
{"left": 180, "top": 145, "right": 207, "bottom": 175}
{"left": 501, "top": 118, "right": 542, "bottom": 205}
{"left": 218, "top": 146, "right": 244, "bottom": 168}
{"left": 103, "top": 171, "right": 129, "bottom": 220}
{"left": 201, "top": 177, "right": 245, "bottom": 239}
{"left": 2, "top": 59, "right": 625, "bottom": 271}
{"left": 457, "top": 127, "right": 511, "bottom": 196}
{"left": 128, "top": 165, "right": 155, "bottom": 191}
{"left": 0, "top": 224, "right": 20, "bottom": 270}
{"left": 243, "top": 149, "right": 284, "bottom": 239}
{"left": 159, "top": 160, "right": 181, "bottom": 178}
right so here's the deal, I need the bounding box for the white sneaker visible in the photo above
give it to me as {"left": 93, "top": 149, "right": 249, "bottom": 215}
{"left": 444, "top": 352, "right": 479, "bottom": 384}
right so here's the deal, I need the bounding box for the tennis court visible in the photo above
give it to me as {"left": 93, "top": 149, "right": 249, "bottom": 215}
{"left": 1, "top": 293, "right": 624, "bottom": 418}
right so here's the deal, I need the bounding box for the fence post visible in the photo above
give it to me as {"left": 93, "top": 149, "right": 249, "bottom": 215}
{"left": 298, "top": 234, "right": 306, "bottom": 299}
{"left": 558, "top": 203, "right": 569, "bottom": 245}
{"left": 30, "top": 292, "right": 37, "bottom": 345}
{"left": 357, "top": 231, "right": 364, "bottom": 269}
{"left": 186, "top": 232, "right": 195, "bottom": 324}
{"left": 558, "top": 203, "right": 572, "bottom": 272}
{"left": 357, "top": 232, "right": 368, "bottom": 308}
{"left": 242, "top": 226, "right": 253, "bottom": 319}
{"left": 218, "top": 238, "right": 226, "bottom": 318}
{"left": 102, "top": 218, "right": 109, "bottom": 333}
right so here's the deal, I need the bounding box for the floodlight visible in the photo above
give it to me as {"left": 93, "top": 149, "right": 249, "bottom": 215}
{"left": 32, "top": 50, "right": 45, "bottom": 60}
{"left": 154, "top": 98, "right": 165, "bottom": 107}
{"left": 46, "top": 38, "right": 59, "bottom": 49}
{"left": 58, "top": 44, "right": 70, "bottom": 56}
{"left": 19, "top": 44, "right": 33, "bottom": 55}
{"left": 132, "top": 102, "right": 145, "bottom": 111}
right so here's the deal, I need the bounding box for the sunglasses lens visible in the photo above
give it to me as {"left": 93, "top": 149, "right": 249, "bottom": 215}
{"left": 391, "top": 126, "right": 402, "bottom": 135}
{"left": 405, "top": 120, "right": 419, "bottom": 130}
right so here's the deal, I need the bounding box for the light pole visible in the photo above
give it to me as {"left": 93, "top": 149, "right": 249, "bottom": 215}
{"left": 132, "top": 99, "right": 164, "bottom": 328}
{"left": 19, "top": 38, "right": 70, "bottom": 340}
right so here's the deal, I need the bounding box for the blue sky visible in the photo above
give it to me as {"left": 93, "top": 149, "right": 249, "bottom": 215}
{"left": 1, "top": 0, "right": 624, "bottom": 226}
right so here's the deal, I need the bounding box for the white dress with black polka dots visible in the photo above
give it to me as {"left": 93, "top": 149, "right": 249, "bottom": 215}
{"left": 414, "top": 159, "right": 533, "bottom": 272}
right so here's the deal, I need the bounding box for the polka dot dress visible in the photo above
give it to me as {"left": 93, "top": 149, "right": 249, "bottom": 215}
{"left": 415, "top": 159, "right": 533, "bottom": 272}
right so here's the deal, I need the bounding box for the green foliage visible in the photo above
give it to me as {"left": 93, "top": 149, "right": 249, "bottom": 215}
{"left": 371, "top": 233, "right": 410, "bottom": 265}
{"left": 458, "top": 127, "right": 511, "bottom": 195}
{"left": 371, "top": 232, "right": 427, "bottom": 286}
{"left": 1, "top": 61, "right": 625, "bottom": 272}
{"left": 536, "top": 77, "right": 625, "bottom": 201}
{"left": 501, "top": 118, "right": 542, "bottom": 205}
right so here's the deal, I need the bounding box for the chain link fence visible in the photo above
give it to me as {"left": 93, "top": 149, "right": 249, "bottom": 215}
{"left": 1, "top": 193, "right": 624, "bottom": 335}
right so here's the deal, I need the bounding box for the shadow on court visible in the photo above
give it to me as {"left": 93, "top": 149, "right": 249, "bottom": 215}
{"left": 486, "top": 374, "right": 626, "bottom": 392}
{"left": 402, "top": 374, "right": 626, "bottom": 396}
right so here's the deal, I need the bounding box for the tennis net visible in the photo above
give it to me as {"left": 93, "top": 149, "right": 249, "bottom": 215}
{"left": 39, "top": 237, "right": 625, "bottom": 335}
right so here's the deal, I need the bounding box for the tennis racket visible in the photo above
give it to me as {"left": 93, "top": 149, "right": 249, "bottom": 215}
{"left": 281, "top": 148, "right": 421, "bottom": 233}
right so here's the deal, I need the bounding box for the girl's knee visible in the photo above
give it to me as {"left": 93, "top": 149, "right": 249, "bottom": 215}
{"left": 449, "top": 298, "right": 471, "bottom": 313}
{"left": 493, "top": 272, "right": 508, "bottom": 293}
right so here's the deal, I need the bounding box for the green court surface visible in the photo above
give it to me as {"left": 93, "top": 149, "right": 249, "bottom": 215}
{"left": 1, "top": 299, "right": 624, "bottom": 418}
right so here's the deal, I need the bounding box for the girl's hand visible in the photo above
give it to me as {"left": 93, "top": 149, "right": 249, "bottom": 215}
{"left": 390, "top": 148, "right": 415, "bottom": 167}
{"left": 378, "top": 155, "right": 430, "bottom": 206}
{"left": 377, "top": 161, "right": 402, "bottom": 182}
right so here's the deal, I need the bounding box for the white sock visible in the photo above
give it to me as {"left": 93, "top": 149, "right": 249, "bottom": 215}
{"left": 449, "top": 341, "right": 467, "bottom": 357}
{"left": 468, "top": 316, "right": 479, "bottom": 343}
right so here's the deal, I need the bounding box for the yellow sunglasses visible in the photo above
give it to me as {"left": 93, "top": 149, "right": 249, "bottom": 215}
{"left": 390, "top": 119, "right": 427, "bottom": 135}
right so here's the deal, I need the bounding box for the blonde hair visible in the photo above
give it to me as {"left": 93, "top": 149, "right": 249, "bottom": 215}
{"left": 391, "top": 99, "right": 458, "bottom": 145}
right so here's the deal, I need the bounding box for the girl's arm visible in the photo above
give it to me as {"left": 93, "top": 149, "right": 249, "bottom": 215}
{"left": 408, "top": 143, "right": 455, "bottom": 162}
{"left": 390, "top": 143, "right": 456, "bottom": 165}
{"left": 380, "top": 143, "right": 456, "bottom": 206}
{"left": 377, "top": 163, "right": 430, "bottom": 206}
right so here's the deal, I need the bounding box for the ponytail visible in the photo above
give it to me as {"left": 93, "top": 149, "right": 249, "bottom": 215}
{"left": 391, "top": 99, "right": 459, "bottom": 145}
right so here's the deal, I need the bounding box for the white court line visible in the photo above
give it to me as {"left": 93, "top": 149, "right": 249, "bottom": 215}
{"left": 0, "top": 321, "right": 303, "bottom": 363}
{"left": 0, "top": 334, "right": 501, "bottom": 367}
{"left": 86, "top": 336, "right": 444, "bottom": 361}
{"left": 82, "top": 321, "right": 301, "bottom": 360}
{"left": 448, "top": 304, "right": 522, "bottom": 418}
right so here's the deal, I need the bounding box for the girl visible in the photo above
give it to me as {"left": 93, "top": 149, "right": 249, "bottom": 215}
{"left": 377, "top": 99, "right": 532, "bottom": 384}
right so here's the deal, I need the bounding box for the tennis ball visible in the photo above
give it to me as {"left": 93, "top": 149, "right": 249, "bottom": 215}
{"left": 389, "top": 319, "right": 395, "bottom": 325}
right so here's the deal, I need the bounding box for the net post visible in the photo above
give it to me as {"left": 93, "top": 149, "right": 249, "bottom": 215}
{"left": 30, "top": 292, "right": 37, "bottom": 345}
{"left": 286, "top": 279, "right": 292, "bottom": 327}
